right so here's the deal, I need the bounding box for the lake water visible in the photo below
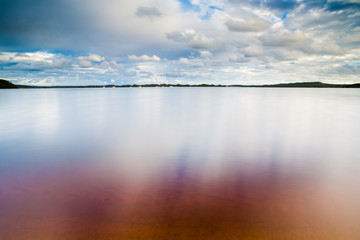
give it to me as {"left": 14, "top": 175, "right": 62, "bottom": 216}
{"left": 1, "top": 88, "right": 360, "bottom": 239}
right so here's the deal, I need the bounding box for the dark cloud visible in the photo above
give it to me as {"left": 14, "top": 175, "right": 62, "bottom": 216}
{"left": 161, "top": 73, "right": 184, "bottom": 78}
{"left": 326, "top": 1, "right": 360, "bottom": 11}
{"left": 228, "top": 0, "right": 359, "bottom": 12}
{"left": 0, "top": 0, "right": 188, "bottom": 57}
{"left": 299, "top": 0, "right": 327, "bottom": 9}
{"left": 225, "top": 18, "right": 269, "bottom": 32}
{"left": 265, "top": 0, "right": 298, "bottom": 10}
{"left": 3, "top": 58, "right": 72, "bottom": 71}
{"left": 228, "top": 0, "right": 298, "bottom": 10}
{"left": 260, "top": 29, "right": 310, "bottom": 47}
{"left": 136, "top": 6, "right": 162, "bottom": 19}
{"left": 328, "top": 64, "right": 360, "bottom": 75}
{"left": 296, "top": 0, "right": 360, "bottom": 17}
{"left": 227, "top": 0, "right": 261, "bottom": 8}
{"left": 4, "top": 62, "right": 64, "bottom": 71}
{"left": 0, "top": 0, "right": 89, "bottom": 51}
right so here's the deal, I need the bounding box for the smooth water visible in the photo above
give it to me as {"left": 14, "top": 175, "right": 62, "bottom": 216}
{"left": 1, "top": 88, "right": 360, "bottom": 239}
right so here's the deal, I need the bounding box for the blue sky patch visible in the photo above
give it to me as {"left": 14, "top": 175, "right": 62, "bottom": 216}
{"left": 201, "top": 6, "right": 224, "bottom": 20}
{"left": 178, "top": 0, "right": 201, "bottom": 12}
{"left": 209, "top": 6, "right": 224, "bottom": 11}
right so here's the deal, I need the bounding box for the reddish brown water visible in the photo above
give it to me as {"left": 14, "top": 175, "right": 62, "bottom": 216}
{"left": 1, "top": 157, "right": 359, "bottom": 240}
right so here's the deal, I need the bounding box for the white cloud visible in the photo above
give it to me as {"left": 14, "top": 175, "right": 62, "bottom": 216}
{"left": 0, "top": 52, "right": 56, "bottom": 63}
{"left": 100, "top": 60, "right": 123, "bottom": 70}
{"left": 200, "top": 50, "right": 212, "bottom": 58}
{"left": 306, "top": 40, "right": 342, "bottom": 55}
{"left": 178, "top": 57, "right": 205, "bottom": 67}
{"left": 77, "top": 54, "right": 105, "bottom": 68}
{"left": 166, "top": 29, "right": 214, "bottom": 49}
{"left": 0, "top": 51, "right": 72, "bottom": 70}
{"left": 78, "top": 54, "right": 104, "bottom": 63}
{"left": 128, "top": 54, "right": 161, "bottom": 61}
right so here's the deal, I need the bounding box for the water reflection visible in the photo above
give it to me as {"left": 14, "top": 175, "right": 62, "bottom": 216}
{"left": 0, "top": 88, "right": 360, "bottom": 239}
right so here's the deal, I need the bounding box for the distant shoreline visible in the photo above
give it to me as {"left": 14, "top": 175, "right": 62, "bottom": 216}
{"left": 1, "top": 79, "right": 360, "bottom": 89}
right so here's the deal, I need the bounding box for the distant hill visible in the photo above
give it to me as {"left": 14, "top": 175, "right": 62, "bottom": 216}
{"left": 246, "top": 82, "right": 360, "bottom": 88}
{"left": 0, "top": 79, "right": 18, "bottom": 89}
{"left": 1, "top": 79, "right": 360, "bottom": 88}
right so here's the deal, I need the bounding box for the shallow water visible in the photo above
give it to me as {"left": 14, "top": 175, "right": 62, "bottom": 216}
{"left": 1, "top": 88, "right": 360, "bottom": 239}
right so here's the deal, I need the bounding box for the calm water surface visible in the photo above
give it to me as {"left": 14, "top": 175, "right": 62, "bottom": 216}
{"left": 0, "top": 88, "right": 360, "bottom": 239}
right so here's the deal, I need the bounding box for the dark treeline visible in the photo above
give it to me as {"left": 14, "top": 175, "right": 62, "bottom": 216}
{"left": 1, "top": 79, "right": 360, "bottom": 89}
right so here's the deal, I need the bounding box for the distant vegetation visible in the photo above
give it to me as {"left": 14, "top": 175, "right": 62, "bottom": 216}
{"left": 252, "top": 82, "right": 360, "bottom": 88}
{"left": 1, "top": 79, "right": 360, "bottom": 88}
{"left": 0, "top": 79, "right": 18, "bottom": 89}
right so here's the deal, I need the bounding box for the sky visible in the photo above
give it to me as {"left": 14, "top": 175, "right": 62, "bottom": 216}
{"left": 0, "top": 0, "right": 359, "bottom": 86}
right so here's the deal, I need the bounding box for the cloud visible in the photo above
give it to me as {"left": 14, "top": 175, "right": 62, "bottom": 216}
{"left": 135, "top": 6, "right": 162, "bottom": 19}
{"left": 342, "top": 30, "right": 360, "bottom": 46}
{"left": 166, "top": 29, "right": 214, "bottom": 49}
{"left": 326, "top": 0, "right": 360, "bottom": 11}
{"left": 0, "top": 51, "right": 72, "bottom": 71}
{"left": 80, "top": 54, "right": 104, "bottom": 62}
{"left": 306, "top": 40, "right": 342, "bottom": 55}
{"left": 265, "top": 0, "right": 298, "bottom": 10}
{"left": 78, "top": 54, "right": 105, "bottom": 68}
{"left": 200, "top": 50, "right": 212, "bottom": 58}
{"left": 3, "top": 60, "right": 70, "bottom": 71}
{"left": 178, "top": 57, "right": 205, "bottom": 67}
{"left": 0, "top": 51, "right": 124, "bottom": 78}
{"left": 225, "top": 18, "right": 269, "bottom": 32}
{"left": 332, "top": 64, "right": 360, "bottom": 74}
{"left": 0, "top": 0, "right": 90, "bottom": 51}
{"left": 0, "top": 51, "right": 56, "bottom": 63}
{"left": 261, "top": 29, "right": 310, "bottom": 47}
{"left": 244, "top": 45, "right": 263, "bottom": 57}
{"left": 128, "top": 54, "right": 161, "bottom": 61}
{"left": 0, "top": 0, "right": 185, "bottom": 55}
{"left": 228, "top": 0, "right": 298, "bottom": 11}
{"left": 100, "top": 60, "right": 123, "bottom": 70}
